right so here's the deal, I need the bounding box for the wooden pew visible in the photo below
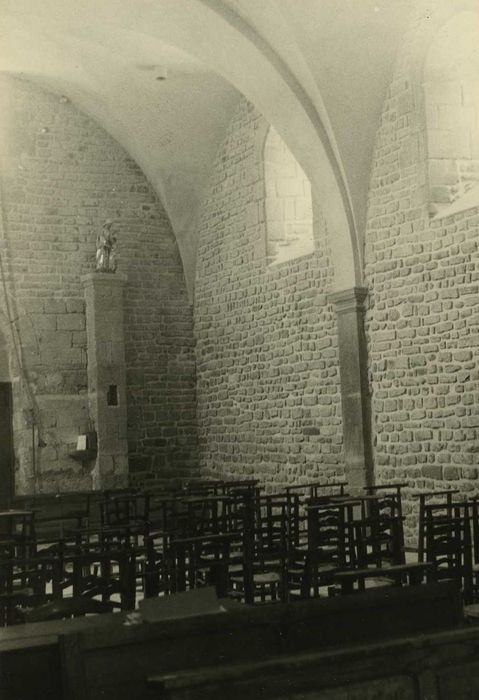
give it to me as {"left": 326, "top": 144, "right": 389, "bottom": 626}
{"left": 58, "top": 581, "right": 463, "bottom": 700}
{"left": 148, "top": 625, "right": 479, "bottom": 700}
{"left": 0, "top": 612, "right": 127, "bottom": 700}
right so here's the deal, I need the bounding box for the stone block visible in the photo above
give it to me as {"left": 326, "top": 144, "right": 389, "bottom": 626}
{"left": 66, "top": 299, "right": 85, "bottom": 313}
{"left": 33, "top": 314, "right": 56, "bottom": 331}
{"left": 443, "top": 466, "right": 460, "bottom": 480}
{"left": 44, "top": 298, "right": 67, "bottom": 314}
{"left": 421, "top": 465, "right": 443, "bottom": 480}
{"left": 57, "top": 314, "right": 85, "bottom": 331}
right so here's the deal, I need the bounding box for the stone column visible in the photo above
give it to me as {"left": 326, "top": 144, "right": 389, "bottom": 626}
{"left": 329, "top": 287, "right": 373, "bottom": 490}
{"left": 82, "top": 272, "right": 128, "bottom": 490}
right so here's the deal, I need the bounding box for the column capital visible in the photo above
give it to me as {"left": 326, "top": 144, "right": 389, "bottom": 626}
{"left": 328, "top": 286, "right": 368, "bottom": 314}
{"left": 81, "top": 272, "right": 127, "bottom": 288}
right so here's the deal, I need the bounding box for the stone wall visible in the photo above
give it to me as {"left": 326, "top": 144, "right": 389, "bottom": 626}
{"left": 364, "top": 0, "right": 479, "bottom": 541}
{"left": 0, "top": 75, "right": 197, "bottom": 494}
{"left": 194, "top": 100, "right": 344, "bottom": 487}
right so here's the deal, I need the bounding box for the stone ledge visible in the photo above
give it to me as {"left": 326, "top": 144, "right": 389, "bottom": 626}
{"left": 328, "top": 287, "right": 369, "bottom": 314}
{"left": 431, "top": 183, "right": 479, "bottom": 221}
{"left": 81, "top": 272, "right": 128, "bottom": 286}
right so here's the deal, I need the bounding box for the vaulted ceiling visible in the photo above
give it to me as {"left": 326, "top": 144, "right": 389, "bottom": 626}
{"left": 0, "top": 0, "right": 414, "bottom": 296}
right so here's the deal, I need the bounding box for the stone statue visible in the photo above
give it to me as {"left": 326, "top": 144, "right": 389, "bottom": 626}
{"left": 96, "top": 219, "right": 117, "bottom": 273}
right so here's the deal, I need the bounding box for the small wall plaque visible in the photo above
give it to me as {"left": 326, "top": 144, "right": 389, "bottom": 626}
{"left": 76, "top": 435, "right": 88, "bottom": 451}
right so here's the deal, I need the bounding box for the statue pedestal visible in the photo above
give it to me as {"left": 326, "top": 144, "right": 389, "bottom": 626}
{"left": 82, "top": 272, "right": 128, "bottom": 490}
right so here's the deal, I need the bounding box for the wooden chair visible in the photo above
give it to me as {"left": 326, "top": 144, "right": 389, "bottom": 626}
{"left": 22, "top": 492, "right": 91, "bottom": 543}
{"left": 0, "top": 553, "right": 62, "bottom": 626}
{"left": 289, "top": 500, "right": 358, "bottom": 600}
{"left": 285, "top": 500, "right": 355, "bottom": 600}
{"left": 253, "top": 495, "right": 291, "bottom": 603}
{"left": 354, "top": 511, "right": 406, "bottom": 570}
{"left": 147, "top": 490, "right": 251, "bottom": 595}
{"left": 326, "top": 513, "right": 418, "bottom": 596}
{"left": 363, "top": 483, "right": 407, "bottom": 514}
{"left": 254, "top": 495, "right": 291, "bottom": 553}
{"left": 363, "top": 483, "right": 407, "bottom": 564}
{"left": 99, "top": 493, "right": 150, "bottom": 595}
{"left": 227, "top": 493, "right": 289, "bottom": 604}
{"left": 100, "top": 493, "right": 150, "bottom": 536}
{"left": 0, "top": 509, "right": 36, "bottom": 559}
{"left": 66, "top": 548, "right": 136, "bottom": 611}
{"left": 163, "top": 532, "right": 238, "bottom": 598}
{"left": 181, "top": 495, "right": 232, "bottom": 537}
{"left": 20, "top": 495, "right": 93, "bottom": 598}
{"left": 300, "top": 498, "right": 409, "bottom": 598}
{"left": 423, "top": 501, "right": 473, "bottom": 603}
{"left": 415, "top": 489, "right": 460, "bottom": 562}
{"left": 144, "top": 493, "right": 209, "bottom": 598}
{"left": 285, "top": 482, "right": 349, "bottom": 544}
{"left": 147, "top": 494, "right": 185, "bottom": 533}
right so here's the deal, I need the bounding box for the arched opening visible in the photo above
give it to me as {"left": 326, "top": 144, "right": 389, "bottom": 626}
{"left": 424, "top": 11, "right": 479, "bottom": 216}
{"left": 263, "top": 126, "right": 315, "bottom": 266}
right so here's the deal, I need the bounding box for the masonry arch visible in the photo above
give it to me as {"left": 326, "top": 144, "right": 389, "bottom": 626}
{"left": 1, "top": 0, "right": 361, "bottom": 293}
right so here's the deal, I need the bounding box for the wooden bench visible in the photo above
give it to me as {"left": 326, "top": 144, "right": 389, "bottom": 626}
{"left": 58, "top": 581, "right": 463, "bottom": 700}
{"left": 147, "top": 625, "right": 479, "bottom": 700}
{"left": 0, "top": 612, "right": 127, "bottom": 700}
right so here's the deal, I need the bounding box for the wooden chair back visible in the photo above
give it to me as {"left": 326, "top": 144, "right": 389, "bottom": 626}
{"left": 20, "top": 493, "right": 91, "bottom": 541}
{"left": 164, "top": 532, "right": 238, "bottom": 597}
{"left": 0, "top": 554, "right": 62, "bottom": 625}
{"left": 415, "top": 489, "right": 460, "bottom": 562}
{"left": 67, "top": 548, "right": 136, "bottom": 611}
{"left": 424, "top": 501, "right": 473, "bottom": 603}
{"left": 0, "top": 510, "right": 36, "bottom": 558}
{"left": 353, "top": 512, "right": 406, "bottom": 569}
{"left": 100, "top": 494, "right": 149, "bottom": 530}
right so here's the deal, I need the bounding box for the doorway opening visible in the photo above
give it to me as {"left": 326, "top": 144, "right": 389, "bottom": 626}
{"left": 0, "top": 383, "right": 14, "bottom": 506}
